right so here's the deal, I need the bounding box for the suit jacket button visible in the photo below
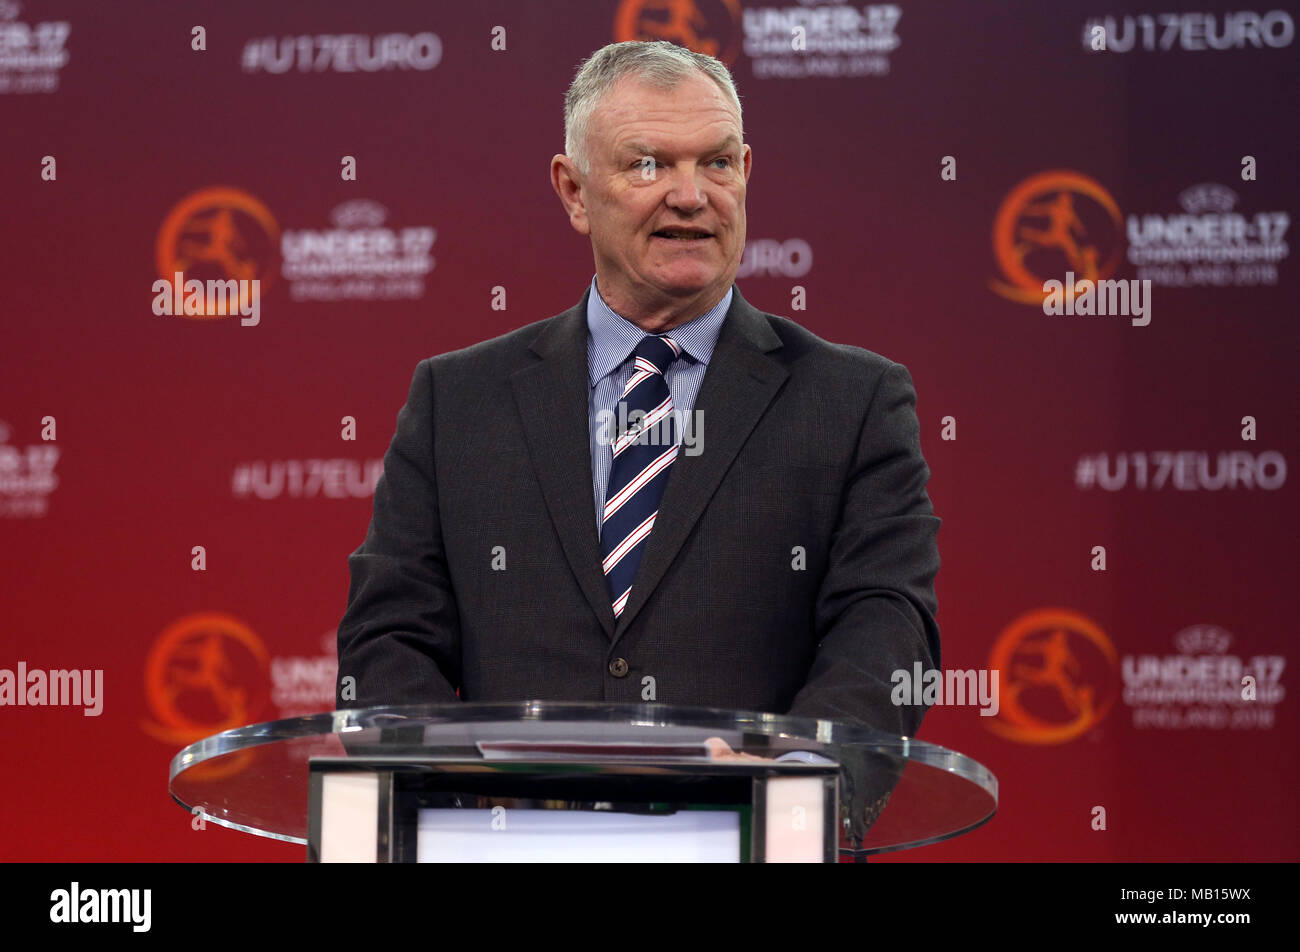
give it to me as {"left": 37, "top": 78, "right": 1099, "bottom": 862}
{"left": 608, "top": 657, "right": 629, "bottom": 678}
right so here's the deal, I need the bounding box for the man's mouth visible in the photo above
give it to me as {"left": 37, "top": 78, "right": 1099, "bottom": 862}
{"left": 652, "top": 228, "right": 713, "bottom": 241}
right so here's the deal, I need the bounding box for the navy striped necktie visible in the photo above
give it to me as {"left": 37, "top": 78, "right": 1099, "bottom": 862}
{"left": 601, "top": 334, "right": 683, "bottom": 618}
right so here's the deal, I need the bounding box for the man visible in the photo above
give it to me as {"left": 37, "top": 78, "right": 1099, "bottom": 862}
{"left": 336, "top": 41, "right": 941, "bottom": 739}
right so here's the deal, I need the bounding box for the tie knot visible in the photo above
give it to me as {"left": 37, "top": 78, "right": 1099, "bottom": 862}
{"left": 632, "top": 335, "right": 682, "bottom": 376}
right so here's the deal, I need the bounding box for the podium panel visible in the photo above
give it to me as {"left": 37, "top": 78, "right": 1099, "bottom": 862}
{"left": 308, "top": 755, "right": 838, "bottom": 862}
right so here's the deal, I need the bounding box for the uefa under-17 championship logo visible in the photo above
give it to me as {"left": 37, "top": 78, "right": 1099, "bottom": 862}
{"left": 990, "top": 170, "right": 1125, "bottom": 306}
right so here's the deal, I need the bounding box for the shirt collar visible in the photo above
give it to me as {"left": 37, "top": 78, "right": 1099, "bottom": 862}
{"left": 586, "top": 275, "right": 732, "bottom": 387}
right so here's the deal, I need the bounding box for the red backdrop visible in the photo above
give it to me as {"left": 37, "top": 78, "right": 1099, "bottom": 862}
{"left": 1, "top": 0, "right": 1296, "bottom": 861}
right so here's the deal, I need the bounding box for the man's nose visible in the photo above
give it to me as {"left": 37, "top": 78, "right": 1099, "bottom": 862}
{"left": 664, "top": 166, "right": 708, "bottom": 209}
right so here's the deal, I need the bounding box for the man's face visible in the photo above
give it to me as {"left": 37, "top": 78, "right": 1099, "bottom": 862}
{"left": 553, "top": 72, "right": 752, "bottom": 326}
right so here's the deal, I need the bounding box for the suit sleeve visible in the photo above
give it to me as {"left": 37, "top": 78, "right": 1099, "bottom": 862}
{"left": 787, "top": 361, "right": 941, "bottom": 736}
{"left": 335, "top": 358, "right": 462, "bottom": 708}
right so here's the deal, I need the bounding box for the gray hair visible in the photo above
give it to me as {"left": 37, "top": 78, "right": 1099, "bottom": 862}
{"left": 564, "top": 41, "right": 743, "bottom": 176}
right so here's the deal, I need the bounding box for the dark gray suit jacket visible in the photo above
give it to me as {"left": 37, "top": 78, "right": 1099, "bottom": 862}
{"left": 336, "top": 284, "right": 940, "bottom": 736}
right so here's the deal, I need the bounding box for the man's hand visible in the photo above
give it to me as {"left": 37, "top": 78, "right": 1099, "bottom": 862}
{"left": 703, "top": 736, "right": 775, "bottom": 762}
{"left": 704, "top": 737, "right": 836, "bottom": 765}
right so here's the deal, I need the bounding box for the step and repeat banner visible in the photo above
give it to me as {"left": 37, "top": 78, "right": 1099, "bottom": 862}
{"left": 1, "top": 0, "right": 1295, "bottom": 861}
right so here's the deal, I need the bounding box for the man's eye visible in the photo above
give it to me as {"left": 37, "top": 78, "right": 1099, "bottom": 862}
{"left": 711, "top": 157, "right": 730, "bottom": 168}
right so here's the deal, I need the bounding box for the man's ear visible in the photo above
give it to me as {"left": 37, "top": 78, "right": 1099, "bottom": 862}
{"left": 550, "top": 154, "right": 590, "bottom": 236}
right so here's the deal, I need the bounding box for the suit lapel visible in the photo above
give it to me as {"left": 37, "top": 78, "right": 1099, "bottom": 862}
{"left": 611, "top": 286, "right": 788, "bottom": 642}
{"left": 510, "top": 288, "right": 618, "bottom": 639}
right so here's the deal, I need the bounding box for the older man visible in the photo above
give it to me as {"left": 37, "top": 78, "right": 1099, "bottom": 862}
{"left": 336, "top": 40, "right": 941, "bottom": 738}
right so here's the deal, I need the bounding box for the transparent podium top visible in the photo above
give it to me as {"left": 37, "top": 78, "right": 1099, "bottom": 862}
{"left": 170, "top": 702, "right": 997, "bottom": 857}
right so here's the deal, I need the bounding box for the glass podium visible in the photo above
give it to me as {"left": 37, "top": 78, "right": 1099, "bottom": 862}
{"left": 169, "top": 702, "right": 997, "bottom": 862}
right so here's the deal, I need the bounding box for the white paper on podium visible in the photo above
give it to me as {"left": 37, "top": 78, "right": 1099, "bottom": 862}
{"left": 475, "top": 739, "right": 713, "bottom": 760}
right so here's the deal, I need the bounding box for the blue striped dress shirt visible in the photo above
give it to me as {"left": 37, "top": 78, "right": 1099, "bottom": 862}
{"left": 586, "top": 274, "right": 732, "bottom": 536}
